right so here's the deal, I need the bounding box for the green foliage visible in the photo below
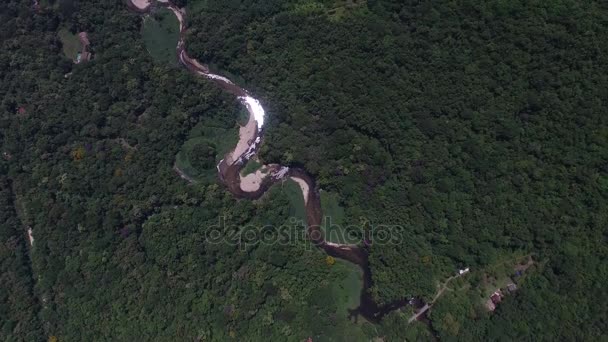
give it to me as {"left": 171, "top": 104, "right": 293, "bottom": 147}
{"left": 189, "top": 140, "right": 217, "bottom": 170}
{"left": 2, "top": 0, "right": 608, "bottom": 340}
{"left": 58, "top": 28, "right": 80, "bottom": 61}
{"left": 0, "top": 0, "right": 379, "bottom": 340}
{"left": 175, "top": 120, "right": 239, "bottom": 181}
{"left": 430, "top": 289, "right": 481, "bottom": 339}
{"left": 320, "top": 191, "right": 358, "bottom": 244}
{"left": 241, "top": 158, "right": 262, "bottom": 176}
{"left": 186, "top": 0, "right": 608, "bottom": 338}
{"left": 380, "top": 313, "right": 433, "bottom": 341}
{"left": 332, "top": 260, "right": 362, "bottom": 316}
{"left": 0, "top": 178, "right": 43, "bottom": 341}
{"left": 281, "top": 178, "right": 306, "bottom": 223}
{"left": 141, "top": 8, "right": 180, "bottom": 65}
{"left": 291, "top": 0, "right": 326, "bottom": 16}
{"left": 175, "top": 137, "right": 217, "bottom": 181}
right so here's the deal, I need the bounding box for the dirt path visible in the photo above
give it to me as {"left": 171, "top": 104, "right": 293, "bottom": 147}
{"left": 408, "top": 270, "right": 469, "bottom": 323}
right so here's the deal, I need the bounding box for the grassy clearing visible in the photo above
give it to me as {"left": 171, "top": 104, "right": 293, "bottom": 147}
{"left": 141, "top": 8, "right": 180, "bottom": 65}
{"left": 281, "top": 178, "right": 306, "bottom": 223}
{"left": 175, "top": 122, "right": 238, "bottom": 182}
{"left": 321, "top": 191, "right": 344, "bottom": 243}
{"left": 58, "top": 28, "right": 81, "bottom": 61}
{"left": 240, "top": 159, "right": 262, "bottom": 176}
{"left": 323, "top": 260, "right": 368, "bottom": 340}
{"left": 321, "top": 191, "right": 360, "bottom": 244}
{"left": 333, "top": 259, "right": 363, "bottom": 315}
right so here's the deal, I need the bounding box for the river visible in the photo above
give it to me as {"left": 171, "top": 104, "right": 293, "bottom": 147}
{"left": 127, "top": 0, "right": 410, "bottom": 323}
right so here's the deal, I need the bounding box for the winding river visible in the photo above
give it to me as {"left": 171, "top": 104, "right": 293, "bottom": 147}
{"left": 127, "top": 0, "right": 409, "bottom": 323}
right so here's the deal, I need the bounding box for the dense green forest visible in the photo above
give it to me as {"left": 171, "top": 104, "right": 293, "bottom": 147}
{"left": 1, "top": 0, "right": 607, "bottom": 340}
{"left": 186, "top": 0, "right": 608, "bottom": 339}
{"left": 0, "top": 0, "right": 374, "bottom": 340}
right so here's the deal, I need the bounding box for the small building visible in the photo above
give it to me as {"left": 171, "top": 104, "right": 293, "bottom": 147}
{"left": 490, "top": 291, "right": 502, "bottom": 304}
{"left": 75, "top": 32, "right": 92, "bottom": 64}
{"left": 458, "top": 267, "right": 470, "bottom": 275}
{"left": 81, "top": 51, "right": 91, "bottom": 62}
{"left": 507, "top": 283, "right": 517, "bottom": 292}
{"left": 78, "top": 32, "right": 90, "bottom": 46}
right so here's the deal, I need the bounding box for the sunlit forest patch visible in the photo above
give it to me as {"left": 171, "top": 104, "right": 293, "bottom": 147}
{"left": 291, "top": 0, "right": 326, "bottom": 15}
{"left": 287, "top": 0, "right": 368, "bottom": 19}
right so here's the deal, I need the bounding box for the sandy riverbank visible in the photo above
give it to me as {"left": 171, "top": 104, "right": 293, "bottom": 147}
{"left": 227, "top": 110, "right": 257, "bottom": 165}
{"left": 240, "top": 169, "right": 267, "bottom": 191}
{"left": 130, "top": 0, "right": 150, "bottom": 10}
{"left": 27, "top": 227, "right": 34, "bottom": 246}
{"left": 167, "top": 5, "right": 185, "bottom": 30}
{"left": 291, "top": 176, "right": 309, "bottom": 205}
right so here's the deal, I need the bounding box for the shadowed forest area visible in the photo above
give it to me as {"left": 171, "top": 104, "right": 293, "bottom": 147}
{"left": 1, "top": 0, "right": 607, "bottom": 341}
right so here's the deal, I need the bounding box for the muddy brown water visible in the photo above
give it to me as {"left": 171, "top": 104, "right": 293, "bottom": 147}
{"left": 129, "top": 0, "right": 410, "bottom": 323}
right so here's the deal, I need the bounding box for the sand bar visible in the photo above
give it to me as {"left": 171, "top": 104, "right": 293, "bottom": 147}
{"left": 130, "top": 0, "right": 150, "bottom": 10}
